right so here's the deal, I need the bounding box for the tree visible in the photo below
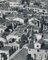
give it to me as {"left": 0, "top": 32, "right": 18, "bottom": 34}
{"left": 21, "top": 34, "right": 28, "bottom": 44}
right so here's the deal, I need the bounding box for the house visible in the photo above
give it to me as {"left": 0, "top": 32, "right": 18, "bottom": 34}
{"left": 30, "top": 2, "right": 34, "bottom": 6}
{"left": 34, "top": 33, "right": 42, "bottom": 42}
{"left": 9, "top": 2, "right": 19, "bottom": 7}
{"left": 0, "top": 17, "right": 9, "bottom": 27}
{"left": 4, "top": 42, "right": 20, "bottom": 51}
{"left": 0, "top": 46, "right": 11, "bottom": 60}
{"left": 0, "top": 0, "right": 4, "bottom": 1}
{"left": 28, "top": 17, "right": 41, "bottom": 33}
{"left": 28, "top": 17, "right": 41, "bottom": 28}
{"left": 0, "top": 1, "right": 9, "bottom": 10}
{"left": 13, "top": 17, "right": 24, "bottom": 24}
{"left": 26, "top": 5, "right": 47, "bottom": 14}
{"left": 0, "top": 24, "right": 7, "bottom": 33}
{"left": 9, "top": 0, "right": 21, "bottom": 7}
{"left": 6, "top": 34, "right": 21, "bottom": 41}
{"left": 40, "top": 2, "right": 47, "bottom": 8}
{"left": 0, "top": 46, "right": 13, "bottom": 60}
{"left": 5, "top": 32, "right": 21, "bottom": 50}
{"left": 5, "top": 13, "right": 14, "bottom": 20}
{"left": 0, "top": 37, "right": 6, "bottom": 47}
{"left": 40, "top": 15, "right": 48, "bottom": 31}
{"left": 28, "top": 41, "right": 48, "bottom": 60}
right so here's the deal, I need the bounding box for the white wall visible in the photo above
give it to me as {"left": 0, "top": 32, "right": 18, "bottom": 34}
{"left": 34, "top": 43, "right": 41, "bottom": 49}
{"left": 0, "top": 0, "right": 4, "bottom": 1}
{"left": 6, "top": 35, "right": 21, "bottom": 42}
{"left": 0, "top": 28, "right": 4, "bottom": 33}
{"left": 28, "top": 49, "right": 48, "bottom": 60}
{"left": 0, "top": 50, "right": 9, "bottom": 60}
{"left": 9, "top": 2, "right": 19, "bottom": 7}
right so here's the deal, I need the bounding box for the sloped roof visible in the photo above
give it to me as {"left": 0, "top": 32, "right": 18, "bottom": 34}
{"left": 0, "top": 18, "right": 9, "bottom": 24}
{"left": 0, "top": 46, "right": 11, "bottom": 51}
{"left": 28, "top": 43, "right": 34, "bottom": 49}
{"left": 6, "top": 13, "right": 14, "bottom": 17}
{"left": 43, "top": 34, "right": 48, "bottom": 39}
{"left": 41, "top": 44, "right": 48, "bottom": 49}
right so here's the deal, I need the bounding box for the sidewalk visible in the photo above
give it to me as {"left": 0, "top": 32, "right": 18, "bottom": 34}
{"left": 9, "top": 49, "right": 22, "bottom": 60}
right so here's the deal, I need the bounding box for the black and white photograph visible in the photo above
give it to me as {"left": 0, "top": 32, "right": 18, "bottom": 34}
{"left": 0, "top": 0, "right": 48, "bottom": 60}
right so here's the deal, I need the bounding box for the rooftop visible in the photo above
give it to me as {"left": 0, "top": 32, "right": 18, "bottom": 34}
{"left": 28, "top": 42, "right": 48, "bottom": 50}
{"left": 6, "top": 13, "right": 14, "bottom": 18}
{"left": 0, "top": 17, "right": 9, "bottom": 24}
{"left": 0, "top": 46, "right": 11, "bottom": 51}
{"left": 28, "top": 43, "right": 34, "bottom": 49}
{"left": 43, "top": 34, "right": 48, "bottom": 39}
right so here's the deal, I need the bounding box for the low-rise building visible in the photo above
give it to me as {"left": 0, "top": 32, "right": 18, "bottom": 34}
{"left": 28, "top": 42, "right": 48, "bottom": 60}
{"left": 8, "top": 0, "right": 21, "bottom": 7}
{"left": 28, "top": 17, "right": 41, "bottom": 28}
{"left": 0, "top": 46, "right": 11, "bottom": 60}
{"left": 26, "top": 6, "right": 48, "bottom": 13}
{"left": 13, "top": 17, "right": 24, "bottom": 24}
{"left": 0, "top": 24, "right": 6, "bottom": 33}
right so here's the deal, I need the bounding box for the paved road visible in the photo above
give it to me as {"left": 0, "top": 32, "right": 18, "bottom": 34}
{"left": 10, "top": 48, "right": 28, "bottom": 60}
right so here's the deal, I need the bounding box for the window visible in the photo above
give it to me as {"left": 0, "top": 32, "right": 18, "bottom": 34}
{"left": 35, "top": 39, "right": 37, "bottom": 42}
{"left": 37, "top": 49, "right": 40, "bottom": 52}
{"left": 45, "top": 55, "right": 46, "bottom": 58}
{"left": 37, "top": 45, "right": 39, "bottom": 47}
{"left": 43, "top": 10, "right": 45, "bottom": 13}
